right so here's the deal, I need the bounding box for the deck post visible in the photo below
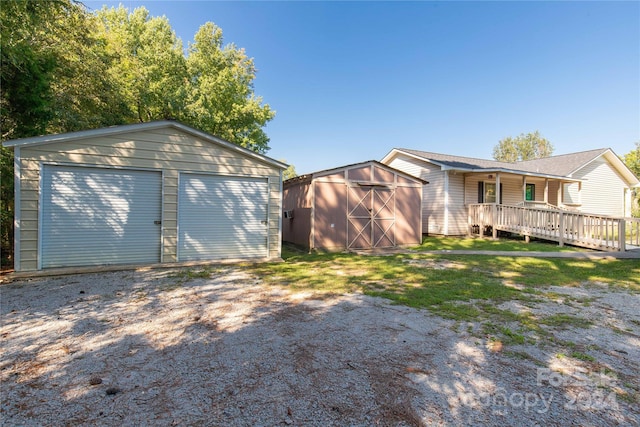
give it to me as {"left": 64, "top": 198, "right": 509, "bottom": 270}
{"left": 618, "top": 220, "right": 626, "bottom": 252}
{"left": 544, "top": 179, "right": 549, "bottom": 204}
{"left": 558, "top": 212, "right": 565, "bottom": 247}
{"left": 492, "top": 203, "right": 498, "bottom": 239}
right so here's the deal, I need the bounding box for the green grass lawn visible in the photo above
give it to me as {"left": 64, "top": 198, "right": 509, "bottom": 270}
{"left": 242, "top": 239, "right": 639, "bottom": 396}
{"left": 252, "top": 242, "right": 638, "bottom": 294}
{"left": 247, "top": 240, "right": 639, "bottom": 323}
{"left": 414, "top": 235, "right": 589, "bottom": 252}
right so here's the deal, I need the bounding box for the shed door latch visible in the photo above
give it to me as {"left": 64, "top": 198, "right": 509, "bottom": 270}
{"left": 154, "top": 220, "right": 162, "bottom": 225}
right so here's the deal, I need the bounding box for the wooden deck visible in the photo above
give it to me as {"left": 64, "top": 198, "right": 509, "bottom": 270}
{"left": 468, "top": 204, "right": 640, "bottom": 252}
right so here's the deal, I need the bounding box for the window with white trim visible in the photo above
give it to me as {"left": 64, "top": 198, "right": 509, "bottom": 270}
{"left": 525, "top": 183, "right": 535, "bottom": 201}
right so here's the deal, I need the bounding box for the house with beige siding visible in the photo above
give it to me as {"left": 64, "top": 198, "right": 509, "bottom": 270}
{"left": 3, "top": 121, "right": 286, "bottom": 272}
{"left": 381, "top": 148, "right": 639, "bottom": 236}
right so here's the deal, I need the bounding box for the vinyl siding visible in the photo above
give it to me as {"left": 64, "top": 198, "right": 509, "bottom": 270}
{"left": 16, "top": 127, "right": 283, "bottom": 270}
{"left": 386, "top": 155, "right": 446, "bottom": 235}
{"left": 572, "top": 157, "right": 628, "bottom": 217}
{"left": 464, "top": 175, "right": 553, "bottom": 205}
{"left": 447, "top": 172, "right": 467, "bottom": 235}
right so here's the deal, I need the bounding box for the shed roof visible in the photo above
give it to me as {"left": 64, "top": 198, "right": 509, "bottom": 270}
{"left": 2, "top": 120, "right": 288, "bottom": 170}
{"left": 284, "top": 160, "right": 428, "bottom": 187}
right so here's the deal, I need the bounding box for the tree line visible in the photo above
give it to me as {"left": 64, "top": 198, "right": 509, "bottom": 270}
{"left": 1, "top": 0, "right": 275, "bottom": 267}
{"left": 1, "top": 0, "right": 274, "bottom": 148}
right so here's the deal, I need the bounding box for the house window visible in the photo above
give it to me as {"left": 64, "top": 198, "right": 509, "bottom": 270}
{"left": 479, "top": 182, "right": 497, "bottom": 203}
{"left": 484, "top": 183, "right": 496, "bottom": 203}
{"left": 525, "top": 183, "right": 535, "bottom": 201}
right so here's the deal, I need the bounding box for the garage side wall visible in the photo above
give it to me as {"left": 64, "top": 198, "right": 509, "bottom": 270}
{"left": 15, "top": 127, "right": 283, "bottom": 271}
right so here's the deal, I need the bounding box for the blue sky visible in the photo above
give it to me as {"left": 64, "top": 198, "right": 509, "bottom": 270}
{"left": 85, "top": 1, "right": 640, "bottom": 175}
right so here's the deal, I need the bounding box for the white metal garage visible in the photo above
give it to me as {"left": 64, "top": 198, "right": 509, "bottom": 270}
{"left": 178, "top": 174, "right": 269, "bottom": 260}
{"left": 3, "top": 121, "right": 286, "bottom": 272}
{"left": 40, "top": 165, "right": 162, "bottom": 268}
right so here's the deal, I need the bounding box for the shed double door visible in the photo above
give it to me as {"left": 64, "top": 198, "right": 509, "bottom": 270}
{"left": 347, "top": 185, "right": 395, "bottom": 249}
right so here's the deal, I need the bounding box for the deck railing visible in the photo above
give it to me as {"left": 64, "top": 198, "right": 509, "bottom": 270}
{"left": 513, "top": 201, "right": 575, "bottom": 211}
{"left": 468, "top": 203, "right": 634, "bottom": 251}
{"left": 626, "top": 217, "right": 640, "bottom": 248}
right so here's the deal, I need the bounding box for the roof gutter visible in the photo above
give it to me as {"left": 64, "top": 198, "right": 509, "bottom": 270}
{"left": 440, "top": 166, "right": 583, "bottom": 182}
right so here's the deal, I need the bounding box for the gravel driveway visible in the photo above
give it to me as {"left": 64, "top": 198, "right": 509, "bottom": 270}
{"left": 1, "top": 267, "right": 638, "bottom": 426}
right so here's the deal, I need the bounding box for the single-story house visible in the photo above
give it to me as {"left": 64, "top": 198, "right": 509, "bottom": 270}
{"left": 381, "top": 148, "right": 640, "bottom": 236}
{"left": 3, "top": 121, "right": 287, "bottom": 272}
{"left": 282, "top": 161, "right": 427, "bottom": 250}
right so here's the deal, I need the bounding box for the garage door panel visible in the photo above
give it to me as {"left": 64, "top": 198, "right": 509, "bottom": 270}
{"left": 41, "top": 166, "right": 162, "bottom": 268}
{"left": 178, "top": 174, "right": 268, "bottom": 261}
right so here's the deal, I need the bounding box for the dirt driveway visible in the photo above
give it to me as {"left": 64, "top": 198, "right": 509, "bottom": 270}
{"left": 1, "top": 267, "right": 638, "bottom": 426}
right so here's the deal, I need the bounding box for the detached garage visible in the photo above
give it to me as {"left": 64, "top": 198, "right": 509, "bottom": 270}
{"left": 282, "top": 161, "right": 427, "bottom": 251}
{"left": 4, "top": 121, "right": 286, "bottom": 272}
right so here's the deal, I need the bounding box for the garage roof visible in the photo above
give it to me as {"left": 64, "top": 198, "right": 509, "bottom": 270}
{"left": 2, "top": 120, "right": 288, "bottom": 170}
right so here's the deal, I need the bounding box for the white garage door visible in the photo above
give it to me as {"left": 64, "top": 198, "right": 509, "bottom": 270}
{"left": 178, "top": 174, "right": 269, "bottom": 261}
{"left": 41, "top": 165, "right": 162, "bottom": 268}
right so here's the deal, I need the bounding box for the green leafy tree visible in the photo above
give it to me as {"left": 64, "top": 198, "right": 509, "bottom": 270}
{"left": 185, "top": 22, "right": 275, "bottom": 153}
{"left": 622, "top": 142, "right": 640, "bottom": 177}
{"left": 1, "top": 0, "right": 68, "bottom": 267}
{"left": 1, "top": 0, "right": 61, "bottom": 140}
{"left": 493, "top": 131, "right": 554, "bottom": 162}
{"left": 1, "top": 1, "right": 127, "bottom": 138}
{"left": 281, "top": 162, "right": 297, "bottom": 180}
{"left": 49, "top": 6, "right": 130, "bottom": 133}
{"left": 95, "top": 6, "right": 188, "bottom": 122}
{"left": 94, "top": 8, "right": 274, "bottom": 152}
{"left": 622, "top": 142, "right": 640, "bottom": 217}
{"left": 1, "top": 4, "right": 275, "bottom": 266}
{"left": 1, "top": 146, "right": 14, "bottom": 267}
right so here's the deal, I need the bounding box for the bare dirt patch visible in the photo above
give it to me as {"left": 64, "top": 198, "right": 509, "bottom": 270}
{"left": 1, "top": 268, "right": 638, "bottom": 426}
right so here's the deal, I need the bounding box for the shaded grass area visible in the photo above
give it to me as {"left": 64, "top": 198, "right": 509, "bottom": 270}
{"left": 253, "top": 244, "right": 639, "bottom": 296}
{"left": 247, "top": 243, "right": 640, "bottom": 401}
{"left": 249, "top": 243, "right": 639, "bottom": 333}
{"left": 415, "top": 236, "right": 589, "bottom": 252}
{"left": 437, "top": 255, "right": 639, "bottom": 290}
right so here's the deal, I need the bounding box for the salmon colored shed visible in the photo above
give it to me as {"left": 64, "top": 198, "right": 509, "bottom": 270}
{"left": 283, "top": 161, "right": 427, "bottom": 250}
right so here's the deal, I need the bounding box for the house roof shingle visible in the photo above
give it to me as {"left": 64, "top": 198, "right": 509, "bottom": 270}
{"left": 398, "top": 149, "right": 513, "bottom": 170}
{"left": 515, "top": 148, "right": 609, "bottom": 176}
{"left": 395, "top": 147, "right": 615, "bottom": 178}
